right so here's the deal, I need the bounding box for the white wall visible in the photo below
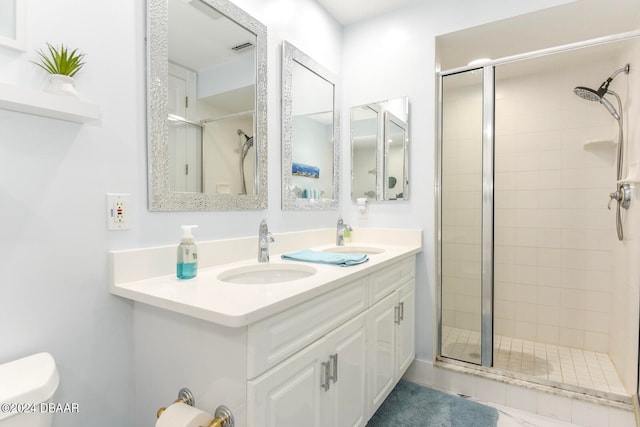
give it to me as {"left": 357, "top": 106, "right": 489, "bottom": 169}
{"left": 0, "top": 1, "right": 143, "bottom": 425}
{"left": 0, "top": 0, "right": 340, "bottom": 426}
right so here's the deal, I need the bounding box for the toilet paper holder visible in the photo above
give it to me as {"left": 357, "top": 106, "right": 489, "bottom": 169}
{"left": 156, "top": 387, "right": 234, "bottom": 427}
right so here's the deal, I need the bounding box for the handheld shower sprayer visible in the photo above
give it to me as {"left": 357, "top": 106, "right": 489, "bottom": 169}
{"left": 573, "top": 64, "right": 631, "bottom": 241}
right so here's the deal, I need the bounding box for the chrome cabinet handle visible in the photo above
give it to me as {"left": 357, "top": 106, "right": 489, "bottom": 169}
{"left": 399, "top": 301, "right": 404, "bottom": 322}
{"left": 329, "top": 354, "right": 338, "bottom": 384}
{"left": 395, "top": 304, "right": 401, "bottom": 325}
{"left": 321, "top": 361, "right": 331, "bottom": 391}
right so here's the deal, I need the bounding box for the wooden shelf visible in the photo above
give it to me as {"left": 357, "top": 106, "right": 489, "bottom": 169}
{"left": 0, "top": 82, "right": 100, "bottom": 123}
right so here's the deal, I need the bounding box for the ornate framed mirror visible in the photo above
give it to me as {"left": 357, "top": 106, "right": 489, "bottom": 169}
{"left": 281, "top": 41, "right": 339, "bottom": 211}
{"left": 147, "top": 0, "right": 267, "bottom": 211}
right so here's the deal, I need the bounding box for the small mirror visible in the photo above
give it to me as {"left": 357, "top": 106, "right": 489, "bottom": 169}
{"left": 147, "top": 0, "right": 267, "bottom": 211}
{"left": 351, "top": 97, "right": 409, "bottom": 201}
{"left": 282, "top": 41, "right": 339, "bottom": 210}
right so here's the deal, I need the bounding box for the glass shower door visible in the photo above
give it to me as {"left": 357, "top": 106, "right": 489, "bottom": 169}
{"left": 439, "top": 68, "right": 493, "bottom": 365}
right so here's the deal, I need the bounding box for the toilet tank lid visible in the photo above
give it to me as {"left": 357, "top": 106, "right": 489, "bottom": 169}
{"left": 0, "top": 352, "right": 60, "bottom": 420}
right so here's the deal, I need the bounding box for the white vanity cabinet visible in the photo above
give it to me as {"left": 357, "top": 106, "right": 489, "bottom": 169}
{"left": 397, "top": 280, "right": 416, "bottom": 376}
{"left": 116, "top": 228, "right": 422, "bottom": 426}
{"left": 367, "top": 260, "right": 415, "bottom": 416}
{"left": 247, "top": 313, "right": 367, "bottom": 427}
{"left": 247, "top": 257, "right": 415, "bottom": 427}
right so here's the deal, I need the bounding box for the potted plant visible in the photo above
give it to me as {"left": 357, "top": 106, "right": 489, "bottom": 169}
{"left": 33, "top": 43, "right": 86, "bottom": 96}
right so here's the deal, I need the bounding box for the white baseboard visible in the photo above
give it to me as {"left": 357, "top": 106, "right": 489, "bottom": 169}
{"left": 402, "top": 358, "right": 433, "bottom": 387}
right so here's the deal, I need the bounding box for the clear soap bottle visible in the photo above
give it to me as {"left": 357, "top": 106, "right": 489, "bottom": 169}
{"left": 177, "top": 225, "right": 198, "bottom": 279}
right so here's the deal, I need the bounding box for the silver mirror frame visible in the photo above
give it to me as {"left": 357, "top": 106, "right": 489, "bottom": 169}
{"left": 383, "top": 110, "right": 409, "bottom": 200}
{"left": 281, "top": 41, "right": 340, "bottom": 211}
{"left": 350, "top": 96, "right": 409, "bottom": 201}
{"left": 147, "top": 0, "right": 268, "bottom": 211}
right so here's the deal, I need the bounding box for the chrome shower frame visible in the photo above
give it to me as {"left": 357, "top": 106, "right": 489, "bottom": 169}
{"left": 435, "top": 29, "right": 640, "bottom": 377}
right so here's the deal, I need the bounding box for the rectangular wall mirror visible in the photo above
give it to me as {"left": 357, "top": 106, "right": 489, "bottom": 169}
{"left": 350, "top": 97, "right": 409, "bottom": 201}
{"left": 0, "top": 0, "right": 25, "bottom": 51}
{"left": 147, "top": 0, "right": 267, "bottom": 211}
{"left": 281, "top": 41, "right": 339, "bottom": 211}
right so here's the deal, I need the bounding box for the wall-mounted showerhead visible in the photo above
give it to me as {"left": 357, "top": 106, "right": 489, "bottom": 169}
{"left": 573, "top": 86, "right": 601, "bottom": 102}
{"left": 573, "top": 64, "right": 629, "bottom": 121}
{"left": 574, "top": 64, "right": 629, "bottom": 100}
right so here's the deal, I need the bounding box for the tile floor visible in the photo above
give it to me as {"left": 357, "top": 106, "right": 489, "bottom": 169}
{"left": 441, "top": 326, "right": 627, "bottom": 396}
{"left": 492, "top": 402, "right": 605, "bottom": 427}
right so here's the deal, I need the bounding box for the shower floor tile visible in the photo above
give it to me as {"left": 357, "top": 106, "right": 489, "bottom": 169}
{"left": 441, "top": 327, "right": 628, "bottom": 396}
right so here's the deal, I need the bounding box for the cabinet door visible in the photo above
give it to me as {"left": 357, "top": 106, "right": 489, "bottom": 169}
{"left": 325, "top": 313, "right": 367, "bottom": 427}
{"left": 397, "top": 279, "right": 415, "bottom": 377}
{"left": 247, "top": 339, "right": 327, "bottom": 427}
{"left": 366, "top": 292, "right": 397, "bottom": 416}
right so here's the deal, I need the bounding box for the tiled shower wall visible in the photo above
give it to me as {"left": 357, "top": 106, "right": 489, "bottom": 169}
{"left": 493, "top": 59, "right": 622, "bottom": 353}
{"left": 609, "top": 37, "right": 640, "bottom": 394}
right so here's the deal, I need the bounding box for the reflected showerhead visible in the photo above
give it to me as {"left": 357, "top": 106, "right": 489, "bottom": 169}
{"left": 237, "top": 128, "right": 252, "bottom": 143}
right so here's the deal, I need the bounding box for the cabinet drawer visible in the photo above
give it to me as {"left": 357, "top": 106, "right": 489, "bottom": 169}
{"left": 369, "top": 257, "right": 415, "bottom": 305}
{"left": 247, "top": 277, "right": 368, "bottom": 379}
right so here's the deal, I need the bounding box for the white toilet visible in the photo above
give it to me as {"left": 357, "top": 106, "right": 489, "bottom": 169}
{"left": 0, "top": 352, "right": 60, "bottom": 427}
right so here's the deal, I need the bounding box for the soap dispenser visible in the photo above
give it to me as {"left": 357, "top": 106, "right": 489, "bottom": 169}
{"left": 177, "top": 225, "right": 198, "bottom": 279}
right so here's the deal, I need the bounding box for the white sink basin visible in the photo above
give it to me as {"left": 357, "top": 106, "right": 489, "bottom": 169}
{"left": 322, "top": 246, "right": 384, "bottom": 255}
{"left": 217, "top": 263, "right": 317, "bottom": 284}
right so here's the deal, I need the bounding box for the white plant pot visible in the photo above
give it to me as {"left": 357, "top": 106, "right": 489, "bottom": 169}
{"left": 45, "top": 74, "right": 78, "bottom": 96}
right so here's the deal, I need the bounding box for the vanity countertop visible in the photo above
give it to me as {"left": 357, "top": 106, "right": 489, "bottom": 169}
{"left": 110, "top": 228, "right": 422, "bottom": 327}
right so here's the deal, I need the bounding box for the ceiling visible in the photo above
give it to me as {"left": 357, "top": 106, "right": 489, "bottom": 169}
{"left": 315, "top": 0, "right": 640, "bottom": 69}
{"left": 437, "top": 0, "right": 640, "bottom": 70}
{"left": 315, "top": 0, "right": 416, "bottom": 25}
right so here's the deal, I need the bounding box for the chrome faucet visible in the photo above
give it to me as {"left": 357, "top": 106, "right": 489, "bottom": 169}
{"left": 258, "top": 219, "right": 274, "bottom": 263}
{"left": 336, "top": 216, "right": 352, "bottom": 246}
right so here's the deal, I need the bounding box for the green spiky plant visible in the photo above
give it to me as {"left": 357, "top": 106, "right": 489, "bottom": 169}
{"left": 33, "top": 43, "right": 85, "bottom": 77}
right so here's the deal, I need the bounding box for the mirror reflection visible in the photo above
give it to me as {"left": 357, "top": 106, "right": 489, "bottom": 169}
{"left": 168, "top": 0, "right": 255, "bottom": 195}
{"left": 147, "top": 0, "right": 267, "bottom": 211}
{"left": 350, "top": 97, "right": 409, "bottom": 201}
{"left": 350, "top": 104, "right": 380, "bottom": 199}
{"left": 282, "top": 41, "right": 339, "bottom": 210}
{"left": 384, "top": 111, "right": 408, "bottom": 200}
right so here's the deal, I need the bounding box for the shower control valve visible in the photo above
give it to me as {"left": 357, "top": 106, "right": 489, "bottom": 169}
{"left": 608, "top": 183, "right": 631, "bottom": 210}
